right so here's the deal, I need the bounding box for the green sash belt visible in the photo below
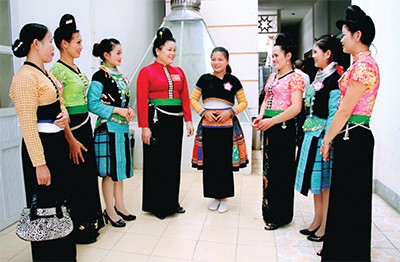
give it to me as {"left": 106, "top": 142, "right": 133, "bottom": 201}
{"left": 348, "top": 115, "right": 370, "bottom": 125}
{"left": 264, "top": 109, "right": 283, "bottom": 117}
{"left": 149, "top": 98, "right": 182, "bottom": 106}
{"left": 110, "top": 113, "right": 127, "bottom": 122}
{"left": 66, "top": 105, "right": 88, "bottom": 115}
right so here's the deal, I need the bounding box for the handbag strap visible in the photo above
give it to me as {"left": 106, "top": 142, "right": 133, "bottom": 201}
{"left": 29, "top": 185, "right": 64, "bottom": 220}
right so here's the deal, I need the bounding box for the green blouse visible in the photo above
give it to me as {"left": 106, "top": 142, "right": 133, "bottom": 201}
{"left": 50, "top": 61, "right": 89, "bottom": 114}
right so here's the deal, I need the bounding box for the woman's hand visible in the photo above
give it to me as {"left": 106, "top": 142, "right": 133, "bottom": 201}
{"left": 216, "top": 110, "right": 233, "bottom": 123}
{"left": 320, "top": 140, "right": 332, "bottom": 162}
{"left": 251, "top": 117, "right": 262, "bottom": 128}
{"left": 203, "top": 110, "right": 218, "bottom": 123}
{"left": 69, "top": 138, "right": 88, "bottom": 165}
{"left": 254, "top": 118, "right": 276, "bottom": 131}
{"left": 36, "top": 165, "right": 51, "bottom": 186}
{"left": 186, "top": 121, "right": 194, "bottom": 137}
{"left": 142, "top": 128, "right": 152, "bottom": 145}
{"left": 115, "top": 107, "right": 129, "bottom": 119}
{"left": 54, "top": 112, "right": 70, "bottom": 128}
{"left": 127, "top": 107, "right": 135, "bottom": 121}
{"left": 101, "top": 94, "right": 111, "bottom": 105}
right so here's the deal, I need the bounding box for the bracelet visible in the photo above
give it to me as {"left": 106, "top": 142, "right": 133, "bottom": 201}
{"left": 321, "top": 140, "right": 331, "bottom": 147}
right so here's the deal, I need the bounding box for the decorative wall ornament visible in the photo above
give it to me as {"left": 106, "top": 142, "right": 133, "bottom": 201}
{"left": 258, "top": 15, "right": 278, "bottom": 34}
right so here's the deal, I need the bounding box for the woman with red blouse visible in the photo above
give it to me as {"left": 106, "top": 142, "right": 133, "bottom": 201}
{"left": 136, "top": 27, "right": 194, "bottom": 219}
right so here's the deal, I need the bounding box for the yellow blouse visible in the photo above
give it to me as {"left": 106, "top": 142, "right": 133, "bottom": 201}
{"left": 9, "top": 64, "right": 67, "bottom": 167}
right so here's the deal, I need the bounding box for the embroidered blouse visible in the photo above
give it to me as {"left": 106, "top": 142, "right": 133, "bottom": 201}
{"left": 50, "top": 61, "right": 89, "bottom": 114}
{"left": 88, "top": 64, "right": 130, "bottom": 131}
{"left": 136, "top": 61, "right": 192, "bottom": 128}
{"left": 303, "top": 71, "right": 341, "bottom": 133}
{"left": 190, "top": 73, "right": 248, "bottom": 115}
{"left": 9, "top": 64, "right": 67, "bottom": 167}
{"left": 338, "top": 51, "right": 380, "bottom": 116}
{"left": 264, "top": 72, "right": 305, "bottom": 110}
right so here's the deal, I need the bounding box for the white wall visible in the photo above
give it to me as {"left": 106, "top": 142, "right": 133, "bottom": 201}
{"left": 351, "top": 0, "right": 400, "bottom": 198}
{"left": 200, "top": 0, "right": 259, "bottom": 119}
{"left": 298, "top": 8, "right": 313, "bottom": 58}
{"left": 313, "top": 0, "right": 328, "bottom": 41}
{"left": 11, "top": 0, "right": 165, "bottom": 79}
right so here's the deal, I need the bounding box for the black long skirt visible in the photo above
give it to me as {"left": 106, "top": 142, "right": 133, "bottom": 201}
{"left": 142, "top": 105, "right": 183, "bottom": 218}
{"left": 202, "top": 126, "right": 234, "bottom": 198}
{"left": 22, "top": 131, "right": 76, "bottom": 262}
{"left": 67, "top": 113, "right": 104, "bottom": 243}
{"left": 322, "top": 125, "right": 374, "bottom": 261}
{"left": 262, "top": 118, "right": 296, "bottom": 226}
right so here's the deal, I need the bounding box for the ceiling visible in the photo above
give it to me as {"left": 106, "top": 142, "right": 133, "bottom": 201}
{"left": 258, "top": 0, "right": 317, "bottom": 26}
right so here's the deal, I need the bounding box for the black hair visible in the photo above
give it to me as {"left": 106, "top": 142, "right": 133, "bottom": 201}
{"left": 152, "top": 27, "right": 175, "bottom": 57}
{"left": 211, "top": 46, "right": 232, "bottom": 74}
{"left": 294, "top": 59, "right": 304, "bottom": 69}
{"left": 274, "top": 33, "right": 296, "bottom": 62}
{"left": 336, "top": 5, "right": 375, "bottom": 46}
{"left": 12, "top": 23, "right": 48, "bottom": 58}
{"left": 314, "top": 34, "right": 344, "bottom": 66}
{"left": 92, "top": 38, "right": 120, "bottom": 61}
{"left": 54, "top": 14, "right": 80, "bottom": 50}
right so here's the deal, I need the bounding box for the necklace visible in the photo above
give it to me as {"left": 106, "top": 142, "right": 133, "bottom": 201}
{"left": 101, "top": 63, "right": 130, "bottom": 104}
{"left": 266, "top": 71, "right": 295, "bottom": 109}
{"left": 24, "top": 61, "right": 59, "bottom": 98}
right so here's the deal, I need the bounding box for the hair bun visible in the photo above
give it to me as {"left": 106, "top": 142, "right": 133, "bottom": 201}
{"left": 156, "top": 27, "right": 173, "bottom": 40}
{"left": 12, "top": 39, "right": 27, "bottom": 58}
{"left": 59, "top": 14, "right": 77, "bottom": 30}
{"left": 345, "top": 5, "right": 366, "bottom": 22}
{"left": 275, "top": 33, "right": 294, "bottom": 47}
{"left": 92, "top": 43, "right": 101, "bottom": 57}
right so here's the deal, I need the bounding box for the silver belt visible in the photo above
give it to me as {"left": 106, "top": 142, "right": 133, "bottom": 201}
{"left": 152, "top": 105, "right": 183, "bottom": 124}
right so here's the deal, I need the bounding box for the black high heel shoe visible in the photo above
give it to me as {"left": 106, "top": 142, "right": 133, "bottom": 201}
{"left": 114, "top": 207, "right": 136, "bottom": 221}
{"left": 264, "top": 223, "right": 279, "bottom": 231}
{"left": 299, "top": 226, "right": 320, "bottom": 236}
{"left": 103, "top": 210, "right": 126, "bottom": 227}
{"left": 176, "top": 206, "right": 186, "bottom": 214}
{"left": 307, "top": 233, "right": 325, "bottom": 242}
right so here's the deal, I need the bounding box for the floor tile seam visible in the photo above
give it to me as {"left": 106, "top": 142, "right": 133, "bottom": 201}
{"left": 97, "top": 248, "right": 113, "bottom": 262}
{"left": 372, "top": 234, "right": 399, "bottom": 250}
{"left": 105, "top": 229, "right": 128, "bottom": 251}
{"left": 118, "top": 226, "right": 169, "bottom": 239}
{"left": 150, "top": 238, "right": 199, "bottom": 261}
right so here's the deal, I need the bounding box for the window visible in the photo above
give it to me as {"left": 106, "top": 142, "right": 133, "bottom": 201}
{"left": 0, "top": 0, "right": 14, "bottom": 108}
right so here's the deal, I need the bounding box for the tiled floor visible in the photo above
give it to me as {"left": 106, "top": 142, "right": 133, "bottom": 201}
{"left": 1, "top": 150, "right": 400, "bottom": 262}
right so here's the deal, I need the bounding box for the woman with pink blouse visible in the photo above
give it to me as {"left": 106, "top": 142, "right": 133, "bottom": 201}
{"left": 253, "top": 33, "right": 305, "bottom": 231}
{"left": 320, "top": 5, "right": 379, "bottom": 261}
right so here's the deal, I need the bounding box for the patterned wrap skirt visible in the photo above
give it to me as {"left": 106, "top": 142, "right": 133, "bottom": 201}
{"left": 192, "top": 116, "right": 248, "bottom": 171}
{"left": 295, "top": 131, "right": 333, "bottom": 195}
{"left": 94, "top": 120, "right": 133, "bottom": 181}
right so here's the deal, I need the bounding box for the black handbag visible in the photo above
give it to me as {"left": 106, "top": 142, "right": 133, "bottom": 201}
{"left": 15, "top": 188, "right": 73, "bottom": 242}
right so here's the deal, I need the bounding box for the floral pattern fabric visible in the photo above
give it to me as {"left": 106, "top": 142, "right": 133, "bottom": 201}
{"left": 264, "top": 72, "right": 305, "bottom": 111}
{"left": 338, "top": 51, "right": 380, "bottom": 116}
